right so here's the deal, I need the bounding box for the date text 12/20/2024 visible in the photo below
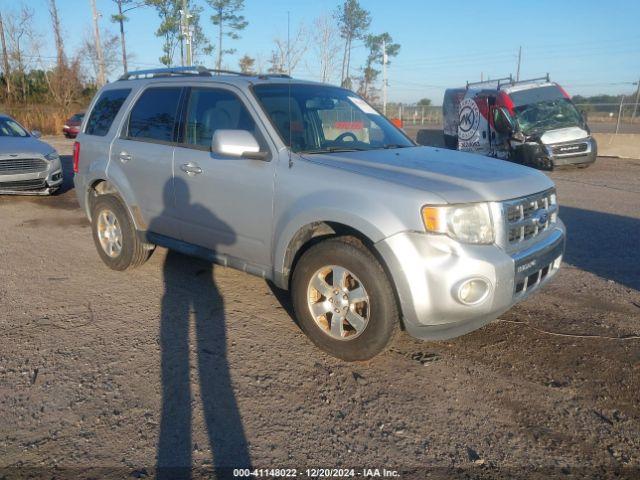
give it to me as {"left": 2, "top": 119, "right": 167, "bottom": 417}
{"left": 233, "top": 468, "right": 400, "bottom": 478}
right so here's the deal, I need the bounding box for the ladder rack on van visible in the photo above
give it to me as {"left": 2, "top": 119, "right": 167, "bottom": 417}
{"left": 118, "top": 66, "right": 292, "bottom": 81}
{"left": 466, "top": 74, "right": 551, "bottom": 90}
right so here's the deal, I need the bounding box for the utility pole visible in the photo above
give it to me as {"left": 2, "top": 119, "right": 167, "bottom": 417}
{"left": 90, "top": 0, "right": 106, "bottom": 86}
{"left": 0, "top": 13, "right": 11, "bottom": 97}
{"left": 180, "top": 0, "right": 192, "bottom": 67}
{"left": 516, "top": 46, "right": 522, "bottom": 81}
{"left": 115, "top": 0, "right": 128, "bottom": 74}
{"left": 614, "top": 94, "right": 624, "bottom": 135}
{"left": 382, "top": 38, "right": 388, "bottom": 116}
{"left": 632, "top": 78, "right": 640, "bottom": 123}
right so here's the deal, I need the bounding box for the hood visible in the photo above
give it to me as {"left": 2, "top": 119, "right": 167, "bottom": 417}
{"left": 0, "top": 136, "right": 55, "bottom": 157}
{"left": 300, "top": 146, "right": 554, "bottom": 204}
{"left": 540, "top": 126, "right": 589, "bottom": 145}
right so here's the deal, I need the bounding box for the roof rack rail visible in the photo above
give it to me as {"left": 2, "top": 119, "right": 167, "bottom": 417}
{"left": 118, "top": 66, "right": 248, "bottom": 81}
{"left": 257, "top": 73, "right": 292, "bottom": 79}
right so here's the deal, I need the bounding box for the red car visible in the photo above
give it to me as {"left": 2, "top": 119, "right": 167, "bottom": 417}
{"left": 62, "top": 113, "right": 84, "bottom": 138}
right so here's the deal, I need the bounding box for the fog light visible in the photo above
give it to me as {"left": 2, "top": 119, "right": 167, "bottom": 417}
{"left": 457, "top": 278, "right": 490, "bottom": 305}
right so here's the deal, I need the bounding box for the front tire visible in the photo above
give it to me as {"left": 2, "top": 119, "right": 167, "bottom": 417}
{"left": 291, "top": 237, "right": 399, "bottom": 361}
{"left": 90, "top": 194, "right": 153, "bottom": 270}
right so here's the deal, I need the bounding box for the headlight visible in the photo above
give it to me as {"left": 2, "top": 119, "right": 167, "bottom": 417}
{"left": 421, "top": 202, "right": 494, "bottom": 244}
{"left": 45, "top": 151, "right": 59, "bottom": 161}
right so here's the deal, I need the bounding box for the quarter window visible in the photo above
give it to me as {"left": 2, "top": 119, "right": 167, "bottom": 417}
{"left": 127, "top": 87, "right": 182, "bottom": 143}
{"left": 183, "top": 88, "right": 259, "bottom": 148}
{"left": 85, "top": 88, "right": 131, "bottom": 136}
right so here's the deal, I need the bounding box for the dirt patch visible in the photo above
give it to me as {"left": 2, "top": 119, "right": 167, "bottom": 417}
{"left": 0, "top": 156, "right": 638, "bottom": 477}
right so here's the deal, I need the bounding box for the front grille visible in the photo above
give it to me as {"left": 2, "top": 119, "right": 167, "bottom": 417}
{"left": 551, "top": 142, "right": 588, "bottom": 156}
{"left": 0, "top": 157, "right": 48, "bottom": 175}
{"left": 0, "top": 178, "right": 47, "bottom": 191}
{"left": 504, "top": 189, "right": 558, "bottom": 246}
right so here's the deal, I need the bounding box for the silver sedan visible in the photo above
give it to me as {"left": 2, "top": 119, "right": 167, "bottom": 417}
{"left": 0, "top": 114, "right": 63, "bottom": 195}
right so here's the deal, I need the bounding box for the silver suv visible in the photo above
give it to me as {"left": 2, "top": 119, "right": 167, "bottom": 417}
{"left": 74, "top": 67, "right": 565, "bottom": 361}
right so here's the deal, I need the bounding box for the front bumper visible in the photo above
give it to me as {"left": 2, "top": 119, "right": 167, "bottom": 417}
{"left": 0, "top": 158, "right": 63, "bottom": 195}
{"left": 375, "top": 222, "right": 565, "bottom": 340}
{"left": 547, "top": 137, "right": 597, "bottom": 166}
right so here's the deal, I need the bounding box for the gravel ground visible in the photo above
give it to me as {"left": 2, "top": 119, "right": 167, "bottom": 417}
{"left": 0, "top": 136, "right": 639, "bottom": 479}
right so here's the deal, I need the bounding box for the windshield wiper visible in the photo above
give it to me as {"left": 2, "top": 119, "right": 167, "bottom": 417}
{"left": 381, "top": 144, "right": 411, "bottom": 149}
{"left": 299, "top": 146, "right": 369, "bottom": 154}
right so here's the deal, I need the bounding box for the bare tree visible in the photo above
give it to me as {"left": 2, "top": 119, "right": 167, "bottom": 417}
{"left": 312, "top": 14, "right": 340, "bottom": 83}
{"left": 83, "top": 30, "right": 120, "bottom": 82}
{"left": 268, "top": 23, "right": 308, "bottom": 75}
{"left": 40, "top": 0, "right": 83, "bottom": 110}
{"left": 48, "top": 0, "right": 66, "bottom": 68}
{"left": 3, "top": 7, "right": 36, "bottom": 102}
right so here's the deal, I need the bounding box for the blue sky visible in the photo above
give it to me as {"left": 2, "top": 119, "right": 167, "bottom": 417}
{"left": 13, "top": 0, "right": 640, "bottom": 104}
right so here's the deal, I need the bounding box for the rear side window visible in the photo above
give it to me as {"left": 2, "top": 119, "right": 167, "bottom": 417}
{"left": 127, "top": 87, "right": 182, "bottom": 143}
{"left": 85, "top": 89, "right": 131, "bottom": 136}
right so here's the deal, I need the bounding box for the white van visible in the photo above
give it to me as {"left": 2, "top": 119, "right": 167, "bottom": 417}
{"left": 442, "top": 76, "right": 596, "bottom": 169}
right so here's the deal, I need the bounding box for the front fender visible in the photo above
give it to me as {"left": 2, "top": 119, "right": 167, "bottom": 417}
{"left": 272, "top": 189, "right": 408, "bottom": 287}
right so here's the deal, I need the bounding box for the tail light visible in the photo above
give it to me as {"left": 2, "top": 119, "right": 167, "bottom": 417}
{"left": 72, "top": 141, "right": 80, "bottom": 173}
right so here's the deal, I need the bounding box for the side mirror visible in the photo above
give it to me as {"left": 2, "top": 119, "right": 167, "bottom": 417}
{"left": 493, "top": 107, "right": 515, "bottom": 135}
{"left": 211, "top": 129, "right": 268, "bottom": 160}
{"left": 580, "top": 109, "right": 589, "bottom": 123}
{"left": 31, "top": 130, "right": 42, "bottom": 138}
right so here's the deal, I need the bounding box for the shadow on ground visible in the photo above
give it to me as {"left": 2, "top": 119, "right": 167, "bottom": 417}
{"left": 561, "top": 206, "right": 640, "bottom": 290}
{"left": 152, "top": 179, "right": 251, "bottom": 479}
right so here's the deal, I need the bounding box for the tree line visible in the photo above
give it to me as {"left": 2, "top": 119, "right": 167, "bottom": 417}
{"left": 0, "top": 0, "right": 403, "bottom": 109}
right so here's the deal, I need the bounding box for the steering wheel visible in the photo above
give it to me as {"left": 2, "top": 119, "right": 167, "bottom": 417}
{"left": 334, "top": 132, "right": 358, "bottom": 143}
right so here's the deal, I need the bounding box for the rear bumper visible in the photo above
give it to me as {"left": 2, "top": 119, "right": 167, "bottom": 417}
{"left": 375, "top": 223, "right": 565, "bottom": 341}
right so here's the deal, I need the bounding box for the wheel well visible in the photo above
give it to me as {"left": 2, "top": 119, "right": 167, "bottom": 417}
{"left": 284, "top": 222, "right": 404, "bottom": 325}
{"left": 86, "top": 180, "right": 146, "bottom": 229}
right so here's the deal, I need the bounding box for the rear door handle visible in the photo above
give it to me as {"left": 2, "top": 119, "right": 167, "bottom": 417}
{"left": 118, "top": 151, "right": 132, "bottom": 163}
{"left": 180, "top": 162, "right": 203, "bottom": 175}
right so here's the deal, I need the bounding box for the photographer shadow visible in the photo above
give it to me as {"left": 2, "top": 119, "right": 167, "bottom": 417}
{"left": 153, "top": 178, "right": 251, "bottom": 479}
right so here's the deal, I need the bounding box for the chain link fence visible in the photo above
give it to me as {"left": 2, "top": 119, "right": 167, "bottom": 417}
{"left": 374, "top": 102, "right": 640, "bottom": 131}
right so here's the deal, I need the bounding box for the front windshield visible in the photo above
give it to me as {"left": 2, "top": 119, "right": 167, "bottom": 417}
{"left": 253, "top": 84, "right": 414, "bottom": 153}
{"left": 509, "top": 86, "right": 583, "bottom": 135}
{"left": 0, "top": 117, "right": 29, "bottom": 137}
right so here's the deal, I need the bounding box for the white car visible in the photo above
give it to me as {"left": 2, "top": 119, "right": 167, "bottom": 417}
{"left": 0, "top": 114, "right": 63, "bottom": 195}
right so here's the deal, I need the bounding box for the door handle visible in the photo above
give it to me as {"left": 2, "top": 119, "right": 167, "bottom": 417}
{"left": 180, "top": 162, "right": 203, "bottom": 175}
{"left": 118, "top": 151, "right": 132, "bottom": 163}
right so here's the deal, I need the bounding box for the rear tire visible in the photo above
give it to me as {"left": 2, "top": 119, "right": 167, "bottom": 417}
{"left": 90, "top": 194, "right": 153, "bottom": 270}
{"left": 291, "top": 236, "right": 399, "bottom": 361}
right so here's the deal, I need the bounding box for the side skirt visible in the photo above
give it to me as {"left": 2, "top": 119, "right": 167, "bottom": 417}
{"left": 143, "top": 231, "right": 271, "bottom": 280}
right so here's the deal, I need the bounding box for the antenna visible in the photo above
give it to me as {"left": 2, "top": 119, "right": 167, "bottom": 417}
{"left": 382, "top": 38, "right": 388, "bottom": 116}
{"left": 287, "top": 11, "right": 291, "bottom": 76}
